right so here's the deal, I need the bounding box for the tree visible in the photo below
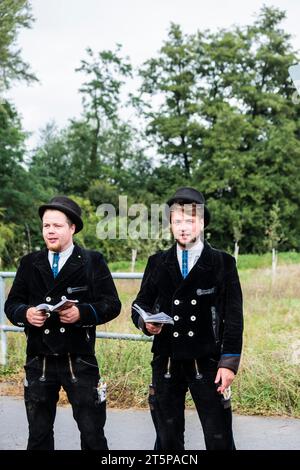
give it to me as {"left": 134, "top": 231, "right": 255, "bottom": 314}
{"left": 0, "top": 209, "right": 14, "bottom": 268}
{"left": 0, "top": 0, "right": 40, "bottom": 266}
{"left": 0, "top": 0, "right": 37, "bottom": 89}
{"left": 193, "top": 6, "right": 300, "bottom": 252}
{"left": 75, "top": 46, "right": 132, "bottom": 179}
{"left": 30, "top": 45, "right": 151, "bottom": 201}
{"left": 31, "top": 46, "right": 136, "bottom": 197}
{"left": 95, "top": 121, "right": 153, "bottom": 197}
{"left": 16, "top": 5, "right": 300, "bottom": 262}
{"left": 29, "top": 122, "right": 71, "bottom": 193}
{"left": 136, "top": 7, "right": 300, "bottom": 252}
{"left": 138, "top": 23, "right": 205, "bottom": 176}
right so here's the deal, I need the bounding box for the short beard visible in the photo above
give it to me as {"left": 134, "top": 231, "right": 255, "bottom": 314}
{"left": 45, "top": 241, "right": 61, "bottom": 253}
{"left": 176, "top": 236, "right": 198, "bottom": 249}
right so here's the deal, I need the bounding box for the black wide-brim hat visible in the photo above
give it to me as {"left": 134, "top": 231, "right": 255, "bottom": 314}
{"left": 166, "top": 187, "right": 210, "bottom": 227}
{"left": 38, "top": 196, "right": 83, "bottom": 233}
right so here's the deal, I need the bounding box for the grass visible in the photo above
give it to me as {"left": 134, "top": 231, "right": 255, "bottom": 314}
{"left": 234, "top": 251, "right": 300, "bottom": 271}
{"left": 108, "top": 251, "right": 300, "bottom": 273}
{"left": 1, "top": 258, "right": 300, "bottom": 417}
{"left": 235, "top": 265, "right": 300, "bottom": 416}
{"left": 108, "top": 259, "right": 146, "bottom": 272}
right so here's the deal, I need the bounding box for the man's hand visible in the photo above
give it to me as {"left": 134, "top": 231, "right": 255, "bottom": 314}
{"left": 26, "top": 307, "right": 47, "bottom": 327}
{"left": 145, "top": 322, "right": 163, "bottom": 335}
{"left": 214, "top": 367, "right": 235, "bottom": 394}
{"left": 58, "top": 305, "right": 80, "bottom": 324}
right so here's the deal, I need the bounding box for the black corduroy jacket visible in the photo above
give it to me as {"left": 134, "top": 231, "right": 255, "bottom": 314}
{"left": 5, "top": 244, "right": 121, "bottom": 356}
{"left": 132, "top": 241, "right": 243, "bottom": 373}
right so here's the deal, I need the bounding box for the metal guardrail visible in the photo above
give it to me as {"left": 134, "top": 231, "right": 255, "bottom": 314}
{"left": 0, "top": 271, "right": 150, "bottom": 366}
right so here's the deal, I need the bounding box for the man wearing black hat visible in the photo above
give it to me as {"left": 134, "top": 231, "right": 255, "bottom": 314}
{"left": 132, "top": 187, "right": 243, "bottom": 450}
{"left": 5, "top": 196, "right": 121, "bottom": 450}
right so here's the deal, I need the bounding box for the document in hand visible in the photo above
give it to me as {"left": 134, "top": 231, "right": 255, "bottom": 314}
{"left": 132, "top": 303, "right": 174, "bottom": 325}
{"left": 36, "top": 298, "right": 78, "bottom": 313}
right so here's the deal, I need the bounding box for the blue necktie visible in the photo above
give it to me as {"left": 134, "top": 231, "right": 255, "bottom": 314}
{"left": 181, "top": 250, "right": 188, "bottom": 278}
{"left": 52, "top": 252, "right": 60, "bottom": 278}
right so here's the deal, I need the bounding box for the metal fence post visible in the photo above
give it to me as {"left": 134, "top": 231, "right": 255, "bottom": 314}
{"left": 0, "top": 275, "right": 7, "bottom": 365}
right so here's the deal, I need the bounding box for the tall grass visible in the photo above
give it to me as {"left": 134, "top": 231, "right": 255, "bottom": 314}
{"left": 108, "top": 251, "right": 300, "bottom": 273}
{"left": 235, "top": 265, "right": 300, "bottom": 416}
{"left": 1, "top": 263, "right": 300, "bottom": 417}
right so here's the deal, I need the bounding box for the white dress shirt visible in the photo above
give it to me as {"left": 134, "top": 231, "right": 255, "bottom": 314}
{"left": 177, "top": 238, "right": 204, "bottom": 275}
{"left": 48, "top": 243, "right": 74, "bottom": 274}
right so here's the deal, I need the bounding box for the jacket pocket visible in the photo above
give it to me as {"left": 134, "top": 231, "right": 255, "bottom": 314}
{"left": 24, "top": 355, "right": 39, "bottom": 368}
{"left": 197, "top": 287, "right": 216, "bottom": 296}
{"left": 211, "top": 306, "right": 220, "bottom": 344}
{"left": 76, "top": 356, "right": 99, "bottom": 369}
{"left": 74, "top": 356, "right": 100, "bottom": 378}
{"left": 67, "top": 285, "right": 88, "bottom": 294}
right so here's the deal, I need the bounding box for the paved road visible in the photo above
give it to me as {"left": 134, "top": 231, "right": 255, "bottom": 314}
{"left": 0, "top": 396, "right": 299, "bottom": 450}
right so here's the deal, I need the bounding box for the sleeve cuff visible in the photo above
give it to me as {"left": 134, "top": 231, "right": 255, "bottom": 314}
{"left": 15, "top": 304, "right": 30, "bottom": 327}
{"left": 77, "top": 304, "right": 98, "bottom": 326}
{"left": 138, "top": 317, "right": 152, "bottom": 336}
{"left": 218, "top": 355, "right": 241, "bottom": 374}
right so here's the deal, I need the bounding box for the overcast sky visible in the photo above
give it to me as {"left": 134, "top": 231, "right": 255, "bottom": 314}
{"left": 6, "top": 0, "right": 300, "bottom": 149}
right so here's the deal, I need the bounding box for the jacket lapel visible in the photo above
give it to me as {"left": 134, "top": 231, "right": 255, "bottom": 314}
{"left": 32, "top": 245, "right": 86, "bottom": 293}
{"left": 163, "top": 244, "right": 183, "bottom": 288}
{"left": 32, "top": 249, "right": 55, "bottom": 291}
{"left": 192, "top": 240, "right": 214, "bottom": 271}
{"left": 54, "top": 244, "right": 86, "bottom": 284}
{"left": 163, "top": 241, "right": 216, "bottom": 291}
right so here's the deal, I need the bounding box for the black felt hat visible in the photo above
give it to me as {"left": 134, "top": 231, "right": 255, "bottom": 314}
{"left": 38, "top": 196, "right": 83, "bottom": 233}
{"left": 166, "top": 187, "right": 210, "bottom": 227}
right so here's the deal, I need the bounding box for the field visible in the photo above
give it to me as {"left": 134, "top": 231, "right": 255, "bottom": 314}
{"left": 1, "top": 252, "right": 300, "bottom": 417}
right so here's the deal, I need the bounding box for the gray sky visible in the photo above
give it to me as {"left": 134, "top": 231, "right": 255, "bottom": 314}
{"left": 6, "top": 0, "right": 300, "bottom": 149}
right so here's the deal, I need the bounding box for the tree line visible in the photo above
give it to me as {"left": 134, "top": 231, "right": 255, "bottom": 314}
{"left": 1, "top": 1, "right": 300, "bottom": 268}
